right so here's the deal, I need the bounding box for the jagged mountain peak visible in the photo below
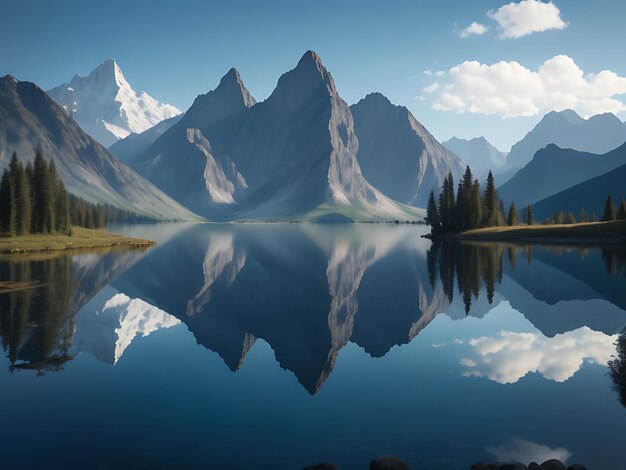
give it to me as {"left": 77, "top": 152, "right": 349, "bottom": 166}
{"left": 271, "top": 50, "right": 336, "bottom": 103}
{"left": 543, "top": 108, "right": 582, "bottom": 122}
{"left": 1, "top": 75, "right": 18, "bottom": 86}
{"left": 358, "top": 92, "right": 393, "bottom": 105}
{"left": 216, "top": 67, "right": 256, "bottom": 107}
{"left": 180, "top": 68, "right": 256, "bottom": 130}
{"left": 47, "top": 60, "right": 181, "bottom": 147}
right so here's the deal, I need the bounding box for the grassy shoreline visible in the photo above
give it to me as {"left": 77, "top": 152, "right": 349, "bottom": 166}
{"left": 0, "top": 226, "right": 155, "bottom": 254}
{"left": 451, "top": 219, "right": 626, "bottom": 243}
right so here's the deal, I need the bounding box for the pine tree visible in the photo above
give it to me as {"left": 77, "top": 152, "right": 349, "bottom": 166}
{"left": 482, "top": 171, "right": 500, "bottom": 227}
{"left": 470, "top": 179, "right": 482, "bottom": 229}
{"left": 565, "top": 211, "right": 576, "bottom": 224}
{"left": 618, "top": 198, "right": 626, "bottom": 220}
{"left": 85, "top": 205, "right": 94, "bottom": 228}
{"left": 525, "top": 205, "right": 534, "bottom": 225}
{"left": 458, "top": 166, "right": 474, "bottom": 231}
{"left": 47, "top": 158, "right": 58, "bottom": 233}
{"left": 438, "top": 173, "right": 456, "bottom": 233}
{"left": 603, "top": 195, "right": 617, "bottom": 221}
{"left": 591, "top": 211, "right": 599, "bottom": 222}
{"left": 0, "top": 169, "right": 15, "bottom": 234}
{"left": 579, "top": 208, "right": 588, "bottom": 223}
{"left": 507, "top": 202, "right": 519, "bottom": 226}
{"left": 9, "top": 153, "right": 32, "bottom": 235}
{"left": 425, "top": 190, "right": 441, "bottom": 234}
{"left": 33, "top": 152, "right": 51, "bottom": 233}
{"left": 55, "top": 179, "right": 70, "bottom": 234}
{"left": 24, "top": 162, "right": 34, "bottom": 232}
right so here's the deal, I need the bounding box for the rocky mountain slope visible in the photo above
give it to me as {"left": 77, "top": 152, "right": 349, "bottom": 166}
{"left": 0, "top": 75, "right": 199, "bottom": 221}
{"left": 350, "top": 92, "right": 464, "bottom": 207}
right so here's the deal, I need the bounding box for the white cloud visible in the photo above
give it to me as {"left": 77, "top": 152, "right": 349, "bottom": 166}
{"left": 488, "top": 0, "right": 568, "bottom": 39}
{"left": 423, "top": 69, "right": 433, "bottom": 76}
{"left": 422, "top": 82, "right": 440, "bottom": 93}
{"left": 459, "top": 358, "right": 477, "bottom": 367}
{"left": 435, "top": 70, "right": 445, "bottom": 77}
{"left": 460, "top": 327, "right": 617, "bottom": 384}
{"left": 458, "top": 22, "right": 489, "bottom": 38}
{"left": 429, "top": 55, "right": 626, "bottom": 118}
{"left": 488, "top": 437, "right": 572, "bottom": 465}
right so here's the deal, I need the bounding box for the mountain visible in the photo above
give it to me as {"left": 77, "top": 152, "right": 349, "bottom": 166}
{"left": 442, "top": 136, "right": 506, "bottom": 179}
{"left": 350, "top": 93, "right": 463, "bottom": 207}
{"left": 128, "top": 52, "right": 422, "bottom": 221}
{"left": 0, "top": 75, "right": 199, "bottom": 221}
{"left": 47, "top": 59, "right": 181, "bottom": 147}
{"left": 502, "top": 109, "right": 626, "bottom": 175}
{"left": 127, "top": 67, "right": 254, "bottom": 213}
{"left": 499, "top": 142, "right": 626, "bottom": 210}
{"left": 108, "top": 114, "right": 182, "bottom": 162}
{"left": 532, "top": 161, "right": 626, "bottom": 220}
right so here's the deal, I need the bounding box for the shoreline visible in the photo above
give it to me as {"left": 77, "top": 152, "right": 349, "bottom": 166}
{"left": 0, "top": 226, "right": 155, "bottom": 255}
{"left": 424, "top": 219, "right": 626, "bottom": 244}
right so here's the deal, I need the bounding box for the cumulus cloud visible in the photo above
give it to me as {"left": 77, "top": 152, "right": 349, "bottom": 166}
{"left": 458, "top": 22, "right": 489, "bottom": 38}
{"left": 488, "top": 0, "right": 568, "bottom": 38}
{"left": 488, "top": 437, "right": 572, "bottom": 465}
{"left": 422, "top": 82, "right": 439, "bottom": 93}
{"left": 429, "top": 55, "right": 626, "bottom": 118}
{"left": 459, "top": 327, "right": 617, "bottom": 384}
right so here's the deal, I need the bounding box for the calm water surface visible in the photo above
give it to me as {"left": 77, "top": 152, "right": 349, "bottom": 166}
{"left": 0, "top": 223, "right": 625, "bottom": 469}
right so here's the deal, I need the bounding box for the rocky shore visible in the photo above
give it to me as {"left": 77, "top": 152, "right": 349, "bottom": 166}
{"left": 303, "top": 457, "right": 588, "bottom": 470}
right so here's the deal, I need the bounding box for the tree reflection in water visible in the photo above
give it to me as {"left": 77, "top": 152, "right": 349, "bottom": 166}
{"left": 609, "top": 327, "right": 626, "bottom": 407}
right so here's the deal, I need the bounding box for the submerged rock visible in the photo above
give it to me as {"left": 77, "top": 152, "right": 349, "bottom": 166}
{"left": 369, "top": 456, "right": 411, "bottom": 470}
{"left": 302, "top": 464, "right": 341, "bottom": 470}
{"left": 470, "top": 460, "right": 587, "bottom": 470}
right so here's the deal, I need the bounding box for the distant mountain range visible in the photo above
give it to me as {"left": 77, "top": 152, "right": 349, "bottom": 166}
{"left": 113, "top": 52, "right": 435, "bottom": 221}
{"left": 442, "top": 136, "right": 506, "bottom": 180}
{"left": 532, "top": 159, "right": 626, "bottom": 220}
{"left": 0, "top": 75, "right": 199, "bottom": 221}
{"left": 499, "top": 142, "right": 626, "bottom": 210}
{"left": 47, "top": 59, "right": 181, "bottom": 147}
{"left": 109, "top": 114, "right": 182, "bottom": 161}
{"left": 502, "top": 109, "right": 626, "bottom": 177}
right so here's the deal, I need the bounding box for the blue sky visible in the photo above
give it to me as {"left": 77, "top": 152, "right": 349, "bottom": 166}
{"left": 2, "top": 0, "right": 626, "bottom": 150}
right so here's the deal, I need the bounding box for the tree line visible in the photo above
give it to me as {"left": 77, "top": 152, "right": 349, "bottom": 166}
{"left": 426, "top": 166, "right": 626, "bottom": 235}
{"left": 0, "top": 152, "right": 151, "bottom": 236}
{"left": 425, "top": 167, "right": 530, "bottom": 235}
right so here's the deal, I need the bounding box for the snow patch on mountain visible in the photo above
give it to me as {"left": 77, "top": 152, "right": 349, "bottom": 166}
{"left": 48, "top": 59, "right": 181, "bottom": 147}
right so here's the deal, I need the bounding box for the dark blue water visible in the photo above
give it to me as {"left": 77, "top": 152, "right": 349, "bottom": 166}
{"left": 0, "top": 224, "right": 624, "bottom": 469}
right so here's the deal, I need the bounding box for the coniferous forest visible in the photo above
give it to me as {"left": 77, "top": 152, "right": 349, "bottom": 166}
{"left": 426, "top": 166, "right": 626, "bottom": 236}
{"left": 425, "top": 167, "right": 508, "bottom": 235}
{"left": 0, "top": 152, "right": 150, "bottom": 236}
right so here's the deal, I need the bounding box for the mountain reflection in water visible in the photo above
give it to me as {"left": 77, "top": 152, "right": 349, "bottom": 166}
{"left": 0, "top": 225, "right": 625, "bottom": 396}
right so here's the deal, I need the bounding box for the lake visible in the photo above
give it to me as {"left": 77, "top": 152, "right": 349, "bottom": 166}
{"left": 0, "top": 223, "right": 624, "bottom": 469}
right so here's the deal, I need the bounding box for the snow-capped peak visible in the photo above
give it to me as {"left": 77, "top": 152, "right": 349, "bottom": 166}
{"left": 47, "top": 59, "right": 181, "bottom": 147}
